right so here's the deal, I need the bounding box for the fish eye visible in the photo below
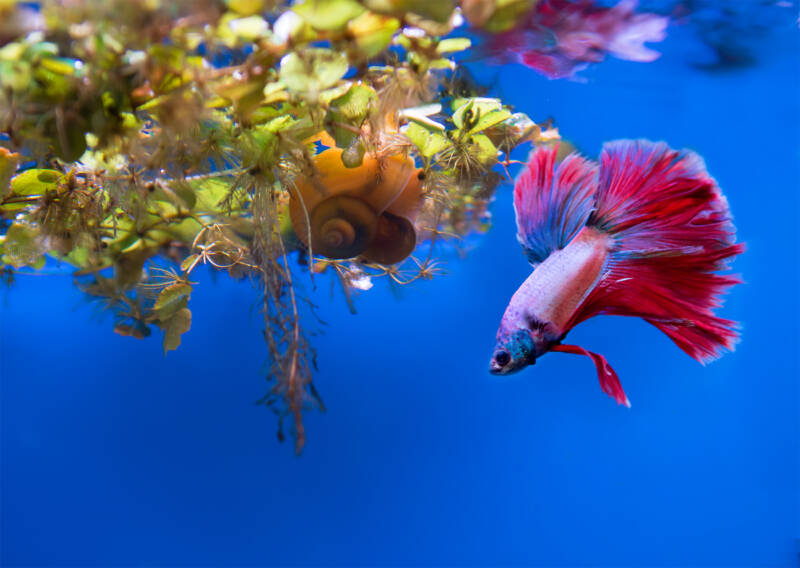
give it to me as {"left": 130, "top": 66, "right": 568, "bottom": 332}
{"left": 495, "top": 350, "right": 510, "bottom": 366}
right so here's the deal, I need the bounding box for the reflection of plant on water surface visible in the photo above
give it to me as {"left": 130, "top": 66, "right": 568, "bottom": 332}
{"left": 0, "top": 0, "right": 562, "bottom": 453}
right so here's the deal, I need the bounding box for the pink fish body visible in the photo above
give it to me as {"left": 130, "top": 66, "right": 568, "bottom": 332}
{"left": 498, "top": 226, "right": 611, "bottom": 340}
{"left": 490, "top": 140, "right": 744, "bottom": 406}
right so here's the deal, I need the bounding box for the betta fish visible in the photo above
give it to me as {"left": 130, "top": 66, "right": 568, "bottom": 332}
{"left": 489, "top": 140, "right": 743, "bottom": 406}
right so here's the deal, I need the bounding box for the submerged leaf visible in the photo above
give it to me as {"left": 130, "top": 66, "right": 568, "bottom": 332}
{"left": 163, "top": 307, "right": 192, "bottom": 354}
{"left": 180, "top": 254, "right": 200, "bottom": 273}
{"left": 114, "top": 321, "right": 151, "bottom": 339}
{"left": 154, "top": 282, "right": 193, "bottom": 313}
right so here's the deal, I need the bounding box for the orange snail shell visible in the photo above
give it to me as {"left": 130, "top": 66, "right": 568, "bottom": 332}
{"left": 288, "top": 146, "right": 423, "bottom": 262}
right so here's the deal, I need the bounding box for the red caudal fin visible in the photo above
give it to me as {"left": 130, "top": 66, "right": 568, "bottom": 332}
{"left": 514, "top": 145, "right": 597, "bottom": 266}
{"left": 569, "top": 140, "right": 744, "bottom": 363}
{"left": 552, "top": 344, "right": 631, "bottom": 407}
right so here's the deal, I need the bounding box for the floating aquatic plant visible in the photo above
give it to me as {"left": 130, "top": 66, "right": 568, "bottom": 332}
{"left": 0, "top": 0, "right": 564, "bottom": 453}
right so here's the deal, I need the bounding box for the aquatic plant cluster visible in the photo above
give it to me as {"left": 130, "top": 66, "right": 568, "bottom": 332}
{"left": 0, "top": 0, "right": 564, "bottom": 452}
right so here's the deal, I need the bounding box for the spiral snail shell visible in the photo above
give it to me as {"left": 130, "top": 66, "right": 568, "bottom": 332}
{"left": 309, "top": 195, "right": 377, "bottom": 259}
{"left": 362, "top": 211, "right": 417, "bottom": 265}
{"left": 289, "top": 145, "right": 423, "bottom": 263}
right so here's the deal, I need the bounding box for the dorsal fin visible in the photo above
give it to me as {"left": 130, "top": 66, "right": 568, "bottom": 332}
{"left": 568, "top": 140, "right": 743, "bottom": 363}
{"left": 513, "top": 146, "right": 598, "bottom": 266}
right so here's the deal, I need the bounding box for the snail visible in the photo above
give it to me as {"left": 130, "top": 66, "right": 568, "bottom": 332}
{"left": 288, "top": 145, "right": 423, "bottom": 263}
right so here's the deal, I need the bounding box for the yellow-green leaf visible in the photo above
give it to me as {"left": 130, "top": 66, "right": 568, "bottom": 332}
{"left": 9, "top": 168, "right": 62, "bottom": 196}
{"left": 226, "top": 0, "right": 265, "bottom": 16}
{"left": 180, "top": 254, "right": 200, "bottom": 273}
{"left": 279, "top": 48, "right": 349, "bottom": 94}
{"left": 347, "top": 12, "right": 399, "bottom": 59}
{"left": 39, "top": 57, "right": 82, "bottom": 76}
{"left": 436, "top": 37, "right": 471, "bottom": 54}
{"left": 471, "top": 133, "right": 499, "bottom": 164}
{"left": 293, "top": 0, "right": 365, "bottom": 31}
{"left": 154, "top": 282, "right": 193, "bottom": 312}
{"left": 405, "top": 122, "right": 451, "bottom": 158}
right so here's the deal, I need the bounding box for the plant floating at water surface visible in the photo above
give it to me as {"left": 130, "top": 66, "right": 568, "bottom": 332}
{"left": 0, "top": 0, "right": 677, "bottom": 452}
{"left": 0, "top": 0, "right": 564, "bottom": 452}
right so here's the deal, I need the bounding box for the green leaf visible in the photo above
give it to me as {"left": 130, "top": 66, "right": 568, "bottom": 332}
{"left": 348, "top": 12, "right": 399, "bottom": 59}
{"left": 154, "top": 282, "right": 193, "bottom": 313}
{"left": 469, "top": 108, "right": 512, "bottom": 134}
{"left": 470, "top": 134, "right": 499, "bottom": 164}
{"left": 190, "top": 177, "right": 233, "bottom": 211}
{"left": 327, "top": 83, "right": 376, "bottom": 147}
{"left": 114, "top": 248, "right": 151, "bottom": 288}
{"left": 262, "top": 81, "right": 289, "bottom": 105}
{"left": 9, "top": 168, "right": 63, "bottom": 196}
{"left": 362, "top": 0, "right": 456, "bottom": 23}
{"left": 482, "top": 0, "right": 537, "bottom": 33}
{"left": 405, "top": 122, "right": 451, "bottom": 158}
{"left": 262, "top": 114, "right": 296, "bottom": 133}
{"left": 428, "top": 58, "right": 455, "bottom": 70}
{"left": 180, "top": 254, "right": 200, "bottom": 272}
{"left": 293, "top": 0, "right": 366, "bottom": 31}
{"left": 451, "top": 99, "right": 474, "bottom": 129}
{"left": 1, "top": 223, "right": 44, "bottom": 268}
{"left": 226, "top": 0, "right": 265, "bottom": 16}
{"left": 226, "top": 15, "right": 269, "bottom": 41}
{"left": 163, "top": 307, "right": 192, "bottom": 355}
{"left": 453, "top": 98, "right": 507, "bottom": 129}
{"left": 436, "top": 37, "right": 471, "bottom": 54}
{"left": 64, "top": 246, "right": 89, "bottom": 267}
{"left": 39, "top": 57, "right": 82, "bottom": 76}
{"left": 279, "top": 48, "right": 349, "bottom": 94}
{"left": 331, "top": 84, "right": 376, "bottom": 120}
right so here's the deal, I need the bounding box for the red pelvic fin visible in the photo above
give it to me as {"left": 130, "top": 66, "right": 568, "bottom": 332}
{"left": 514, "top": 145, "right": 597, "bottom": 265}
{"left": 570, "top": 140, "right": 744, "bottom": 363}
{"left": 552, "top": 343, "right": 631, "bottom": 407}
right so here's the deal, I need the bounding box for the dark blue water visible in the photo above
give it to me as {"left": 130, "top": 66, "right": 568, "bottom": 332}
{"left": 2, "top": 11, "right": 798, "bottom": 567}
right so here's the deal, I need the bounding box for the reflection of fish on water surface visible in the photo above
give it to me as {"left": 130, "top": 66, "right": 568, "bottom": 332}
{"left": 489, "top": 140, "right": 744, "bottom": 406}
{"left": 483, "top": 0, "right": 669, "bottom": 79}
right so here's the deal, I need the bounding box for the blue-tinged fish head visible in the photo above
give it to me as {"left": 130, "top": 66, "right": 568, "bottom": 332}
{"left": 489, "top": 329, "right": 538, "bottom": 375}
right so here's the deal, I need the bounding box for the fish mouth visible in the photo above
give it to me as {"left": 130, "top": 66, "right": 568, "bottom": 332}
{"left": 489, "top": 359, "right": 520, "bottom": 375}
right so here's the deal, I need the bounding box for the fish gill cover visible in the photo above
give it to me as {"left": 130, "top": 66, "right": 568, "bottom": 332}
{"left": 0, "top": 0, "right": 683, "bottom": 453}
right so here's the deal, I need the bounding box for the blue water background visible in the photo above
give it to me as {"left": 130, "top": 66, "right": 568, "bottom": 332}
{"left": 2, "top": 14, "right": 799, "bottom": 567}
